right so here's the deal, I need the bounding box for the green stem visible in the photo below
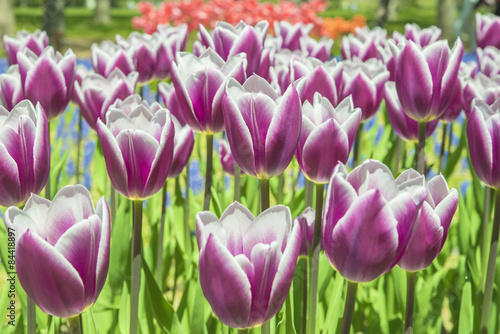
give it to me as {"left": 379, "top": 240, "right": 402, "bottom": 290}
{"left": 261, "top": 322, "right": 270, "bottom": 334}
{"left": 447, "top": 122, "right": 454, "bottom": 159}
{"left": 307, "top": 183, "right": 325, "bottom": 334}
{"left": 260, "top": 178, "right": 270, "bottom": 211}
{"left": 110, "top": 186, "right": 116, "bottom": 225}
{"left": 76, "top": 109, "right": 83, "bottom": 183}
{"left": 184, "top": 166, "right": 191, "bottom": 257}
{"left": 404, "top": 271, "right": 416, "bottom": 334}
{"left": 480, "top": 188, "right": 500, "bottom": 333}
{"left": 45, "top": 121, "right": 51, "bottom": 200}
{"left": 481, "top": 187, "right": 492, "bottom": 292}
{"left": 340, "top": 281, "right": 358, "bottom": 334}
{"left": 305, "top": 179, "right": 314, "bottom": 208}
{"left": 238, "top": 329, "right": 250, "bottom": 334}
{"left": 393, "top": 137, "right": 402, "bottom": 173}
{"left": 27, "top": 297, "right": 36, "bottom": 334}
{"left": 67, "top": 314, "right": 82, "bottom": 334}
{"left": 277, "top": 173, "right": 284, "bottom": 203}
{"left": 203, "top": 134, "right": 214, "bottom": 211}
{"left": 301, "top": 257, "right": 308, "bottom": 334}
{"left": 234, "top": 162, "right": 241, "bottom": 202}
{"left": 352, "top": 123, "right": 363, "bottom": 167}
{"left": 156, "top": 181, "right": 167, "bottom": 284}
{"left": 416, "top": 122, "right": 426, "bottom": 174}
{"left": 130, "top": 200, "right": 143, "bottom": 334}
{"left": 438, "top": 123, "right": 447, "bottom": 173}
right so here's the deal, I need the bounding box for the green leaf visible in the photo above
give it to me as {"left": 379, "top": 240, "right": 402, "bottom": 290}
{"left": 458, "top": 281, "right": 473, "bottom": 334}
{"left": 49, "top": 149, "right": 69, "bottom": 198}
{"left": 442, "top": 121, "right": 467, "bottom": 180}
{"left": 322, "top": 273, "right": 343, "bottom": 334}
{"left": 210, "top": 186, "right": 223, "bottom": 217}
{"left": 118, "top": 281, "right": 131, "bottom": 334}
{"left": 190, "top": 282, "right": 206, "bottom": 334}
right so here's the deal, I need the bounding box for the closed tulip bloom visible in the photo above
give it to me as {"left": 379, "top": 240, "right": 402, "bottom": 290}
{"left": 0, "top": 101, "right": 49, "bottom": 207}
{"left": 3, "top": 185, "right": 110, "bottom": 318}
{"left": 199, "top": 20, "right": 268, "bottom": 77}
{"left": 171, "top": 49, "right": 247, "bottom": 134}
{"left": 3, "top": 30, "right": 48, "bottom": 65}
{"left": 74, "top": 68, "right": 138, "bottom": 130}
{"left": 196, "top": 202, "right": 301, "bottom": 329}
{"left": 477, "top": 46, "right": 500, "bottom": 79}
{"left": 117, "top": 32, "right": 162, "bottom": 83}
{"left": 322, "top": 160, "right": 427, "bottom": 282}
{"left": 295, "top": 206, "right": 315, "bottom": 256}
{"left": 269, "top": 53, "right": 311, "bottom": 95}
{"left": 219, "top": 139, "right": 244, "bottom": 176}
{"left": 168, "top": 116, "right": 194, "bottom": 178}
{"left": 384, "top": 82, "right": 438, "bottom": 141}
{"left": 0, "top": 65, "right": 24, "bottom": 111}
{"left": 341, "top": 26, "right": 387, "bottom": 61}
{"left": 96, "top": 99, "right": 175, "bottom": 200}
{"left": 300, "top": 37, "right": 333, "bottom": 62}
{"left": 476, "top": 13, "right": 500, "bottom": 49}
{"left": 155, "top": 24, "right": 188, "bottom": 79}
{"left": 17, "top": 47, "right": 76, "bottom": 121}
{"left": 397, "top": 170, "right": 458, "bottom": 271}
{"left": 440, "top": 78, "right": 463, "bottom": 123}
{"left": 341, "top": 57, "right": 389, "bottom": 121}
{"left": 467, "top": 97, "right": 500, "bottom": 189}
{"left": 91, "top": 41, "right": 135, "bottom": 77}
{"left": 295, "top": 58, "right": 344, "bottom": 106}
{"left": 395, "top": 39, "right": 463, "bottom": 122}
{"left": 274, "top": 21, "right": 313, "bottom": 51}
{"left": 158, "top": 82, "right": 186, "bottom": 126}
{"left": 222, "top": 75, "right": 301, "bottom": 179}
{"left": 297, "top": 94, "right": 361, "bottom": 183}
{"left": 462, "top": 73, "right": 500, "bottom": 115}
{"left": 403, "top": 23, "right": 442, "bottom": 48}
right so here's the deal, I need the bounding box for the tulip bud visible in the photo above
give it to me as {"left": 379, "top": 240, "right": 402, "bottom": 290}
{"left": 3, "top": 185, "right": 110, "bottom": 318}
{"left": 0, "top": 101, "right": 50, "bottom": 207}
{"left": 196, "top": 202, "right": 301, "bottom": 329}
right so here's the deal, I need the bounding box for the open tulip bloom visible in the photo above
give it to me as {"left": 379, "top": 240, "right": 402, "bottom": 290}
{"left": 91, "top": 41, "right": 135, "bottom": 78}
{"left": 3, "top": 185, "right": 110, "bottom": 318}
{"left": 196, "top": 201, "right": 301, "bottom": 330}
{"left": 392, "top": 23, "right": 441, "bottom": 48}
{"left": 462, "top": 73, "right": 500, "bottom": 116}
{"left": 222, "top": 75, "right": 301, "bottom": 179}
{"left": 297, "top": 93, "right": 361, "bottom": 184}
{"left": 3, "top": 29, "right": 49, "bottom": 65}
{"left": 0, "top": 100, "right": 49, "bottom": 207}
{"left": 17, "top": 46, "right": 76, "bottom": 121}
{"left": 476, "top": 13, "right": 500, "bottom": 49}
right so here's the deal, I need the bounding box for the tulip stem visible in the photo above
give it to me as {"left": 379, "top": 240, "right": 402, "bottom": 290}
{"left": 277, "top": 173, "right": 284, "bottom": 203}
{"left": 301, "top": 257, "right": 308, "bottom": 334}
{"left": 340, "top": 281, "right": 358, "bottom": 334}
{"left": 156, "top": 181, "right": 168, "bottom": 284}
{"left": 27, "top": 297, "right": 36, "bottom": 334}
{"left": 481, "top": 186, "right": 492, "bottom": 292}
{"left": 45, "top": 121, "right": 51, "bottom": 200}
{"left": 260, "top": 178, "right": 270, "bottom": 211}
{"left": 234, "top": 162, "right": 241, "bottom": 202}
{"left": 238, "top": 329, "right": 250, "bottom": 334}
{"left": 438, "top": 123, "right": 448, "bottom": 173}
{"left": 305, "top": 179, "right": 314, "bottom": 208}
{"left": 67, "top": 315, "right": 83, "bottom": 334}
{"left": 76, "top": 109, "right": 83, "bottom": 183}
{"left": 130, "top": 200, "right": 143, "bottom": 334}
{"left": 110, "top": 186, "right": 116, "bottom": 225}
{"left": 393, "top": 137, "right": 402, "bottom": 173}
{"left": 307, "top": 183, "right": 325, "bottom": 334}
{"left": 416, "top": 122, "right": 426, "bottom": 174}
{"left": 185, "top": 165, "right": 191, "bottom": 253}
{"left": 203, "top": 134, "right": 213, "bottom": 211}
{"left": 404, "top": 271, "right": 416, "bottom": 334}
{"left": 352, "top": 123, "right": 363, "bottom": 167}
{"left": 480, "top": 188, "right": 500, "bottom": 333}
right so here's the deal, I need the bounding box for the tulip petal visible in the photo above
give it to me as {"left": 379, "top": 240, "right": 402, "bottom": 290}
{"left": 219, "top": 202, "right": 255, "bottom": 256}
{"left": 467, "top": 107, "right": 493, "bottom": 186}
{"left": 95, "top": 197, "right": 111, "bottom": 301}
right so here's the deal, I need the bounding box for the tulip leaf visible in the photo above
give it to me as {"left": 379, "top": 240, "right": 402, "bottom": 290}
{"left": 442, "top": 122, "right": 467, "bottom": 180}
{"left": 142, "top": 258, "right": 184, "bottom": 334}
{"left": 118, "top": 281, "right": 131, "bottom": 334}
{"left": 190, "top": 282, "right": 206, "bottom": 334}
{"left": 108, "top": 199, "right": 132, "bottom": 294}
{"left": 322, "top": 272, "right": 343, "bottom": 334}
{"left": 0, "top": 226, "right": 8, "bottom": 273}
{"left": 210, "top": 186, "right": 223, "bottom": 218}
{"left": 458, "top": 280, "right": 473, "bottom": 334}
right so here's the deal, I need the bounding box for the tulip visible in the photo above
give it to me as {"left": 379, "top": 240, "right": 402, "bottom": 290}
{"left": 394, "top": 23, "right": 442, "bottom": 48}
{"left": 155, "top": 23, "right": 189, "bottom": 79}
{"left": 440, "top": 77, "right": 463, "bottom": 123}
{"left": 297, "top": 93, "right": 361, "bottom": 183}
{"left": 17, "top": 47, "right": 76, "bottom": 121}
{"left": 171, "top": 49, "right": 247, "bottom": 135}
{"left": 74, "top": 68, "right": 138, "bottom": 130}
{"left": 295, "top": 207, "right": 315, "bottom": 256}
{"left": 96, "top": 97, "right": 175, "bottom": 200}
{"left": 269, "top": 53, "right": 311, "bottom": 95}
{"left": 3, "top": 185, "right": 110, "bottom": 318}
{"left": 3, "top": 29, "right": 48, "bottom": 65}
{"left": 195, "top": 201, "right": 301, "bottom": 329}
{"left": 91, "top": 41, "right": 135, "bottom": 78}
{"left": 467, "top": 97, "right": 500, "bottom": 189}
{"left": 295, "top": 58, "right": 344, "bottom": 106}
{"left": 222, "top": 75, "right": 301, "bottom": 179}
{"left": 219, "top": 139, "right": 244, "bottom": 176}
{"left": 198, "top": 20, "right": 268, "bottom": 77}
{"left": 167, "top": 116, "right": 195, "bottom": 178}
{"left": 341, "top": 57, "right": 389, "bottom": 122}
{"left": 341, "top": 26, "right": 387, "bottom": 61}
{"left": 476, "top": 13, "right": 500, "bottom": 49}
{"left": 397, "top": 170, "right": 458, "bottom": 272}
{"left": 462, "top": 73, "right": 500, "bottom": 116}
{"left": 0, "top": 65, "right": 24, "bottom": 111}
{"left": 274, "top": 21, "right": 313, "bottom": 51}
{"left": 384, "top": 82, "right": 438, "bottom": 142}
{"left": 477, "top": 46, "right": 500, "bottom": 79}
{"left": 116, "top": 32, "right": 157, "bottom": 83}
{"left": 71, "top": 64, "right": 92, "bottom": 104}
{"left": 300, "top": 36, "right": 333, "bottom": 62}
{"left": 460, "top": 60, "right": 478, "bottom": 79}
{"left": 394, "top": 39, "right": 463, "bottom": 122}
{"left": 158, "top": 82, "right": 187, "bottom": 125}
{"left": 322, "top": 159, "right": 426, "bottom": 282}
{"left": 0, "top": 101, "right": 49, "bottom": 207}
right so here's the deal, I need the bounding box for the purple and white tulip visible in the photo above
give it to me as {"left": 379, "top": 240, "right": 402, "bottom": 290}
{"left": 3, "top": 185, "right": 110, "bottom": 318}
{"left": 393, "top": 23, "right": 441, "bottom": 48}
{"left": 158, "top": 82, "right": 187, "bottom": 126}
{"left": 476, "top": 13, "right": 500, "bottom": 49}
{"left": 477, "top": 46, "right": 500, "bottom": 79}
{"left": 196, "top": 201, "right": 301, "bottom": 329}
{"left": 222, "top": 75, "right": 301, "bottom": 179}
{"left": 0, "top": 65, "right": 24, "bottom": 111}
{"left": 341, "top": 26, "right": 387, "bottom": 61}
{"left": 295, "top": 206, "right": 315, "bottom": 257}
{"left": 462, "top": 73, "right": 500, "bottom": 116}
{"left": 3, "top": 30, "right": 49, "bottom": 65}
{"left": 322, "top": 160, "right": 427, "bottom": 282}
{"left": 91, "top": 41, "right": 135, "bottom": 78}
{"left": 167, "top": 116, "right": 194, "bottom": 178}
{"left": 219, "top": 139, "right": 244, "bottom": 176}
